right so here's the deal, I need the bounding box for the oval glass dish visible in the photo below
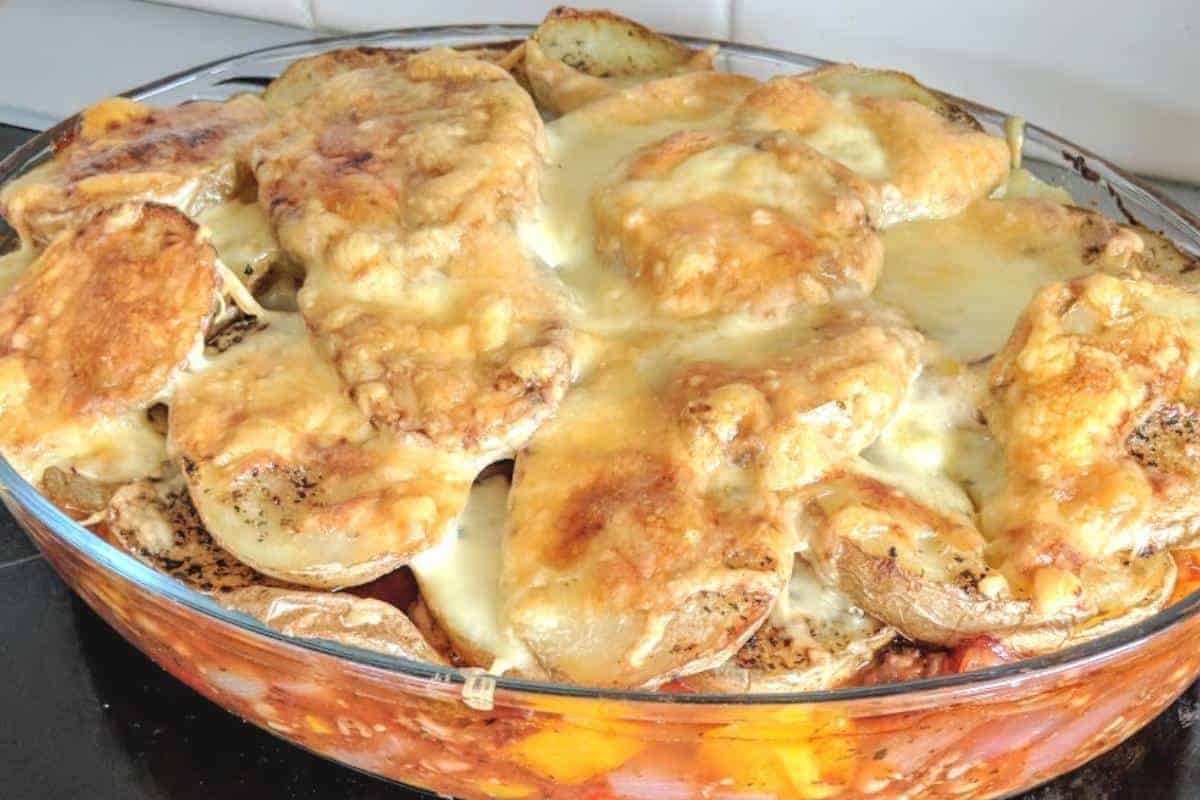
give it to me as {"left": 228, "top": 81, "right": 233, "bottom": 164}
{"left": 4, "top": 25, "right": 1200, "bottom": 800}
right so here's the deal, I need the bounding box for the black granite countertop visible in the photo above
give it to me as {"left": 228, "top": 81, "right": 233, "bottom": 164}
{"left": 4, "top": 122, "right": 1200, "bottom": 800}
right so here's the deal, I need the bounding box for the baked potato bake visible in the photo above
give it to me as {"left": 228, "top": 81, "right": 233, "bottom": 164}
{"left": 3, "top": 6, "right": 1200, "bottom": 698}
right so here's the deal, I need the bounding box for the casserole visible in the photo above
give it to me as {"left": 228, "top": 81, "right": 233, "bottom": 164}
{"left": 3, "top": 23, "right": 1200, "bottom": 800}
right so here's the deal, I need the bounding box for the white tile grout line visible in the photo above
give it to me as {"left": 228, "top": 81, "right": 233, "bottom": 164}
{"left": 0, "top": 552, "right": 43, "bottom": 571}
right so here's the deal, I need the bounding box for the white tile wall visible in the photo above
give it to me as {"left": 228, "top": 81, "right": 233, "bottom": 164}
{"left": 731, "top": 0, "right": 1200, "bottom": 182}
{"left": 310, "top": 0, "right": 731, "bottom": 38}
{"left": 0, "top": 0, "right": 304, "bottom": 129}
{"left": 151, "top": 0, "right": 314, "bottom": 28}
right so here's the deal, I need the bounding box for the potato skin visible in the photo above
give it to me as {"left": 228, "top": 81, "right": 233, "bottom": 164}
{"left": 806, "top": 471, "right": 1177, "bottom": 655}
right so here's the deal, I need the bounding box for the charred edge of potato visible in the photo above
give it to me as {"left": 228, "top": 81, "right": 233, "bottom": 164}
{"left": 683, "top": 623, "right": 896, "bottom": 693}
{"left": 801, "top": 64, "right": 984, "bottom": 131}
{"left": 406, "top": 595, "right": 469, "bottom": 667}
{"left": 1131, "top": 225, "right": 1200, "bottom": 283}
{"left": 105, "top": 476, "right": 282, "bottom": 594}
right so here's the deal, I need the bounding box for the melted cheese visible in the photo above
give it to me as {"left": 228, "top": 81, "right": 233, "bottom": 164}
{"left": 770, "top": 556, "right": 878, "bottom": 647}
{"left": 862, "top": 361, "right": 1001, "bottom": 518}
{"left": 409, "top": 474, "right": 538, "bottom": 674}
{"left": 995, "top": 166, "right": 1073, "bottom": 204}
{"left": 800, "top": 94, "right": 889, "bottom": 181}
{"left": 520, "top": 108, "right": 736, "bottom": 335}
{"left": 196, "top": 197, "right": 281, "bottom": 288}
{"left": 877, "top": 196, "right": 1095, "bottom": 362}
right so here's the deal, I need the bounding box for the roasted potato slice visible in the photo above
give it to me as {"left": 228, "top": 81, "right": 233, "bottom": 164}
{"left": 984, "top": 272, "right": 1200, "bottom": 573}
{"left": 106, "top": 470, "right": 447, "bottom": 663}
{"left": 253, "top": 49, "right": 572, "bottom": 455}
{"left": 221, "top": 586, "right": 448, "bottom": 665}
{"left": 0, "top": 203, "right": 217, "bottom": 485}
{"left": 592, "top": 129, "right": 884, "bottom": 318}
{"left": 263, "top": 44, "right": 522, "bottom": 112}
{"left": 803, "top": 467, "right": 1177, "bottom": 654}
{"left": 800, "top": 64, "right": 981, "bottom": 130}
{"left": 680, "top": 555, "right": 896, "bottom": 693}
{"left": 106, "top": 473, "right": 281, "bottom": 593}
{"left": 501, "top": 363, "right": 794, "bottom": 688}
{"left": 734, "top": 66, "right": 1010, "bottom": 226}
{"left": 522, "top": 7, "right": 715, "bottom": 114}
{"left": 0, "top": 94, "right": 265, "bottom": 246}
{"left": 168, "top": 318, "right": 476, "bottom": 589}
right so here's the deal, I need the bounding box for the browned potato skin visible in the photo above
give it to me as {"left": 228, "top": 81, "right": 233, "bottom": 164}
{"left": 105, "top": 474, "right": 447, "bottom": 664}
{"left": 522, "top": 6, "right": 715, "bottom": 113}
{"left": 680, "top": 557, "right": 897, "bottom": 693}
{"left": 805, "top": 470, "right": 1177, "bottom": 654}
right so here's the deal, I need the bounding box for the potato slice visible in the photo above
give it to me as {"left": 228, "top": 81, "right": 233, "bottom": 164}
{"left": 0, "top": 204, "right": 217, "bottom": 485}
{"left": 592, "top": 129, "right": 883, "bottom": 319}
{"left": 1, "top": 95, "right": 265, "bottom": 246}
{"left": 984, "top": 272, "right": 1200, "bottom": 571}
{"left": 522, "top": 7, "right": 715, "bottom": 114}
{"left": 253, "top": 49, "right": 571, "bottom": 455}
{"left": 263, "top": 44, "right": 522, "bottom": 112}
{"left": 169, "top": 318, "right": 476, "bottom": 589}
{"left": 501, "top": 363, "right": 794, "bottom": 688}
{"left": 107, "top": 473, "right": 280, "bottom": 593}
{"left": 681, "top": 556, "right": 896, "bottom": 692}
{"left": 803, "top": 467, "right": 1177, "bottom": 654}
{"left": 801, "top": 64, "right": 982, "bottom": 130}
{"left": 221, "top": 586, "right": 447, "bottom": 665}
{"left": 734, "top": 65, "right": 1010, "bottom": 226}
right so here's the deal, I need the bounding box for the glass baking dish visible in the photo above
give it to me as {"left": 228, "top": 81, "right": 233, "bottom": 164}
{"left": 3, "top": 25, "right": 1200, "bottom": 800}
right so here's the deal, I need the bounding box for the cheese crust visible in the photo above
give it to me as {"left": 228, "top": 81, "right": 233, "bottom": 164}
{"left": 1, "top": 95, "right": 265, "bottom": 246}
{"left": 3, "top": 7, "right": 1199, "bottom": 693}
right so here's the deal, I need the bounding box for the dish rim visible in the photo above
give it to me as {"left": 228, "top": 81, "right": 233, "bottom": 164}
{"left": 3, "top": 23, "right": 1200, "bottom": 708}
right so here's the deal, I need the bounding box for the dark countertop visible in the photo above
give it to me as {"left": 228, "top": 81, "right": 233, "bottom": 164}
{"left": 4, "top": 123, "right": 1200, "bottom": 800}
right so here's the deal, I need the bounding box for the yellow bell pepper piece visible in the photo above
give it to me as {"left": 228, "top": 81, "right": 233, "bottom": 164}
{"left": 505, "top": 723, "right": 645, "bottom": 784}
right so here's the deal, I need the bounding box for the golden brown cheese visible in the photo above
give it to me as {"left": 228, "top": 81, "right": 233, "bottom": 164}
{"left": 251, "top": 48, "right": 544, "bottom": 284}
{"left": 501, "top": 362, "right": 794, "bottom": 688}
{"left": 0, "top": 204, "right": 218, "bottom": 485}
{"left": 253, "top": 49, "right": 569, "bottom": 454}
{"left": 501, "top": 308, "right": 918, "bottom": 687}
{"left": 801, "top": 467, "right": 1176, "bottom": 653}
{"left": 593, "top": 129, "right": 883, "bottom": 318}
{"left": 984, "top": 272, "right": 1200, "bottom": 577}
{"left": 522, "top": 71, "right": 759, "bottom": 336}
{"left": 0, "top": 95, "right": 265, "bottom": 246}
{"left": 735, "top": 67, "right": 1010, "bottom": 226}
{"left": 301, "top": 226, "right": 575, "bottom": 454}
{"left": 168, "top": 318, "right": 476, "bottom": 589}
{"left": 263, "top": 44, "right": 521, "bottom": 113}
{"left": 671, "top": 311, "right": 922, "bottom": 491}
